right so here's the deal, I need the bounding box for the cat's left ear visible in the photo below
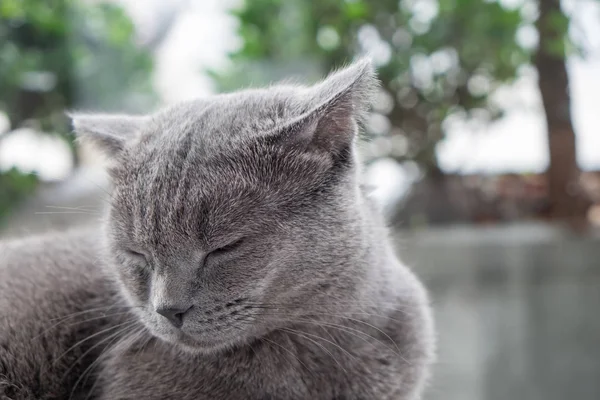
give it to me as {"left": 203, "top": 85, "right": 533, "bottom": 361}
{"left": 277, "top": 58, "right": 378, "bottom": 155}
{"left": 69, "top": 113, "right": 148, "bottom": 155}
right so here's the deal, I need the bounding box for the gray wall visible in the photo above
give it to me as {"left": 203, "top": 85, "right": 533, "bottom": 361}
{"left": 396, "top": 224, "right": 600, "bottom": 400}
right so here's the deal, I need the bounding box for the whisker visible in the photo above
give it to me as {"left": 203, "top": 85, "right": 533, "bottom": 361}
{"left": 80, "top": 326, "right": 145, "bottom": 400}
{"left": 259, "top": 337, "right": 316, "bottom": 379}
{"left": 280, "top": 327, "right": 350, "bottom": 374}
{"left": 42, "top": 206, "right": 99, "bottom": 214}
{"left": 70, "top": 324, "right": 140, "bottom": 400}
{"left": 34, "top": 306, "right": 134, "bottom": 341}
{"left": 281, "top": 327, "right": 359, "bottom": 364}
{"left": 54, "top": 320, "right": 137, "bottom": 365}
{"left": 62, "top": 311, "right": 136, "bottom": 329}
{"left": 260, "top": 314, "right": 402, "bottom": 359}
{"left": 234, "top": 310, "right": 407, "bottom": 365}
{"left": 48, "top": 305, "right": 140, "bottom": 323}
{"left": 334, "top": 315, "right": 407, "bottom": 363}
{"left": 135, "top": 329, "right": 150, "bottom": 356}
{"left": 247, "top": 299, "right": 417, "bottom": 309}
{"left": 267, "top": 309, "right": 407, "bottom": 364}
{"left": 314, "top": 321, "right": 338, "bottom": 343}
{"left": 35, "top": 211, "right": 98, "bottom": 215}
{"left": 45, "top": 205, "right": 99, "bottom": 211}
{"left": 22, "top": 171, "right": 110, "bottom": 205}
{"left": 247, "top": 338, "right": 259, "bottom": 360}
{"left": 64, "top": 323, "right": 133, "bottom": 381}
{"left": 245, "top": 302, "right": 416, "bottom": 318}
{"left": 244, "top": 304, "right": 411, "bottom": 327}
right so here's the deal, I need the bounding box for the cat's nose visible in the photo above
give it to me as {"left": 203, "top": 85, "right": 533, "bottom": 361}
{"left": 156, "top": 305, "right": 192, "bottom": 328}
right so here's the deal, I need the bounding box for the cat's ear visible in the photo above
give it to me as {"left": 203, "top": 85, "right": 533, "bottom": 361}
{"left": 278, "top": 58, "right": 378, "bottom": 155}
{"left": 69, "top": 113, "right": 148, "bottom": 155}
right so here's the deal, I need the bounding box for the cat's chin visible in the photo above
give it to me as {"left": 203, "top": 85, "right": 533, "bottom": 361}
{"left": 152, "top": 329, "right": 241, "bottom": 355}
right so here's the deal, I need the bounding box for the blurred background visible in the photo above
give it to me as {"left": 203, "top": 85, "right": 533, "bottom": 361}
{"left": 1, "top": 0, "right": 599, "bottom": 398}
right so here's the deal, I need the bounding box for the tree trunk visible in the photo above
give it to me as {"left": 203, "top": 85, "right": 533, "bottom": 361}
{"left": 534, "top": 0, "right": 591, "bottom": 225}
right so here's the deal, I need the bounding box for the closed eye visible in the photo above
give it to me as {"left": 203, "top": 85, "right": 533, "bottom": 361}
{"left": 125, "top": 249, "right": 148, "bottom": 262}
{"left": 210, "top": 238, "right": 245, "bottom": 257}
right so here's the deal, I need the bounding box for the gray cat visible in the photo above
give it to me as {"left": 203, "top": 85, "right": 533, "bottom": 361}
{"left": 0, "top": 59, "right": 435, "bottom": 400}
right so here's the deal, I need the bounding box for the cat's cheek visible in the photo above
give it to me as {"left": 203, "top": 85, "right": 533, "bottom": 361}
{"left": 117, "top": 265, "right": 151, "bottom": 302}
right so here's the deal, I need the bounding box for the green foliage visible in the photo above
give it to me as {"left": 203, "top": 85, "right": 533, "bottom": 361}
{"left": 70, "top": 3, "right": 156, "bottom": 112}
{"left": 541, "top": 9, "right": 577, "bottom": 57}
{"left": 0, "top": 168, "right": 38, "bottom": 223}
{"left": 0, "top": 0, "right": 154, "bottom": 222}
{"left": 216, "top": 0, "right": 532, "bottom": 172}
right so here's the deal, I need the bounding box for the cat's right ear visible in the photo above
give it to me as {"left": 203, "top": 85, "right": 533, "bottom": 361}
{"left": 69, "top": 113, "right": 148, "bottom": 155}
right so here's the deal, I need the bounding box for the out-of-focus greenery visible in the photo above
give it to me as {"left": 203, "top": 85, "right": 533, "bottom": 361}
{"left": 219, "top": 0, "right": 593, "bottom": 224}
{"left": 216, "top": 0, "right": 532, "bottom": 173}
{"left": 0, "top": 0, "right": 155, "bottom": 222}
{"left": 0, "top": 167, "right": 38, "bottom": 221}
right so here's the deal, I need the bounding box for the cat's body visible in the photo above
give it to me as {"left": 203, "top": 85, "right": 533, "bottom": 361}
{"left": 1, "top": 225, "right": 430, "bottom": 400}
{"left": 0, "top": 60, "right": 434, "bottom": 400}
{"left": 0, "top": 230, "right": 119, "bottom": 399}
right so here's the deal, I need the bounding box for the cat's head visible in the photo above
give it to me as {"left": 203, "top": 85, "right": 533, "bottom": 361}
{"left": 71, "top": 59, "right": 378, "bottom": 354}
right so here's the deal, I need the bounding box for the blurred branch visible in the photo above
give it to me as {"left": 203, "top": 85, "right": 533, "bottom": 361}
{"left": 534, "top": 0, "right": 592, "bottom": 224}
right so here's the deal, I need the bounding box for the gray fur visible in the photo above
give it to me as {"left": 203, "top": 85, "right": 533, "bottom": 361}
{"left": 1, "top": 59, "right": 435, "bottom": 400}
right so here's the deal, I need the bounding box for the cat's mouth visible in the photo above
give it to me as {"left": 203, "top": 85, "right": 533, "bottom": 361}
{"left": 147, "top": 318, "right": 251, "bottom": 353}
{"left": 141, "top": 298, "right": 261, "bottom": 352}
{"left": 157, "top": 328, "right": 242, "bottom": 353}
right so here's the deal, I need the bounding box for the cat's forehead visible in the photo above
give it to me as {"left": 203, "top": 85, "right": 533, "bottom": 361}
{"left": 116, "top": 87, "right": 307, "bottom": 179}
{"left": 93, "top": 59, "right": 377, "bottom": 245}
{"left": 108, "top": 88, "right": 331, "bottom": 247}
{"left": 113, "top": 86, "right": 330, "bottom": 204}
{"left": 149, "top": 86, "right": 307, "bottom": 143}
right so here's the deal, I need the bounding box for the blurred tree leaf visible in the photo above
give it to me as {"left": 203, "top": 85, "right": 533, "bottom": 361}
{"left": 0, "top": 168, "right": 38, "bottom": 223}
{"left": 214, "top": 0, "right": 530, "bottom": 174}
{"left": 0, "top": 0, "right": 155, "bottom": 223}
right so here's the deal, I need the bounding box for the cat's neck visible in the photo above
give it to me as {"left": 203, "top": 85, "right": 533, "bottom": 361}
{"left": 334, "top": 185, "right": 405, "bottom": 321}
